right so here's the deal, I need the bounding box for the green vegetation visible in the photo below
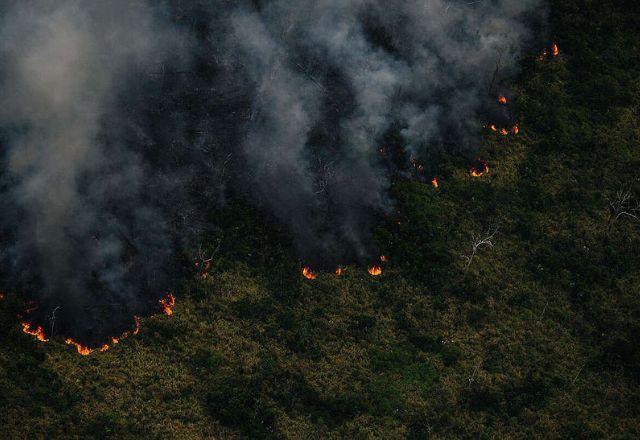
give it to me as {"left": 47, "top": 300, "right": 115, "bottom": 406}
{"left": 1, "top": 1, "right": 639, "bottom": 438}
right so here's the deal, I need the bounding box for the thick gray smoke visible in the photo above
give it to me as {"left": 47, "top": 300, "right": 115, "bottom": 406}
{"left": 220, "top": 0, "right": 545, "bottom": 264}
{"left": 0, "top": 0, "right": 191, "bottom": 342}
{"left": 0, "top": 0, "right": 544, "bottom": 343}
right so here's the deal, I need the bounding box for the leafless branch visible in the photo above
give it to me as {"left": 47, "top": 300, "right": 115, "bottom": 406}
{"left": 467, "top": 361, "right": 482, "bottom": 389}
{"left": 607, "top": 188, "right": 640, "bottom": 236}
{"left": 49, "top": 305, "right": 60, "bottom": 337}
{"left": 461, "top": 226, "right": 498, "bottom": 271}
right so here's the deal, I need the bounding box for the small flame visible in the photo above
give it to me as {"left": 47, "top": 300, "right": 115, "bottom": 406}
{"left": 431, "top": 177, "right": 439, "bottom": 188}
{"left": 512, "top": 124, "right": 520, "bottom": 135}
{"left": 538, "top": 48, "right": 549, "bottom": 61}
{"left": 302, "top": 266, "right": 316, "bottom": 280}
{"left": 100, "top": 344, "right": 110, "bottom": 352}
{"left": 470, "top": 160, "right": 489, "bottom": 177}
{"left": 65, "top": 338, "right": 92, "bottom": 356}
{"left": 499, "top": 128, "right": 509, "bottom": 136}
{"left": 159, "top": 293, "right": 175, "bottom": 316}
{"left": 335, "top": 267, "right": 344, "bottom": 276}
{"left": 489, "top": 124, "right": 498, "bottom": 132}
{"left": 22, "top": 322, "right": 48, "bottom": 342}
{"left": 196, "top": 260, "right": 211, "bottom": 279}
{"left": 368, "top": 265, "right": 383, "bottom": 276}
{"left": 538, "top": 43, "right": 558, "bottom": 61}
{"left": 497, "top": 95, "right": 507, "bottom": 105}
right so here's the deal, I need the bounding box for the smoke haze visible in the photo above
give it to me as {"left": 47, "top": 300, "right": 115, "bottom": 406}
{"left": 0, "top": 0, "right": 544, "bottom": 343}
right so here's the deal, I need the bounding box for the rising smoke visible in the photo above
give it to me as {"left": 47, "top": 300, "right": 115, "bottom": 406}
{"left": 0, "top": 0, "right": 544, "bottom": 344}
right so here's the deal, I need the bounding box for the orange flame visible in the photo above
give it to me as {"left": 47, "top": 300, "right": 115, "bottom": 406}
{"left": 552, "top": 43, "right": 559, "bottom": 57}
{"left": 19, "top": 299, "right": 145, "bottom": 355}
{"left": 22, "top": 322, "right": 48, "bottom": 342}
{"left": 512, "top": 124, "right": 519, "bottom": 135}
{"left": 368, "top": 265, "right": 383, "bottom": 276}
{"left": 470, "top": 160, "right": 489, "bottom": 177}
{"left": 196, "top": 260, "right": 211, "bottom": 279}
{"left": 431, "top": 177, "right": 439, "bottom": 188}
{"left": 489, "top": 124, "right": 498, "bottom": 132}
{"left": 499, "top": 128, "right": 509, "bottom": 136}
{"left": 65, "top": 338, "right": 92, "bottom": 356}
{"left": 497, "top": 95, "right": 507, "bottom": 105}
{"left": 159, "top": 293, "right": 175, "bottom": 316}
{"left": 335, "top": 267, "right": 344, "bottom": 276}
{"left": 302, "top": 266, "right": 316, "bottom": 280}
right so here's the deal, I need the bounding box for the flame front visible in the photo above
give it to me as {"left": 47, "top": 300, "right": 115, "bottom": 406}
{"left": 302, "top": 266, "right": 316, "bottom": 280}
{"left": 65, "top": 338, "right": 92, "bottom": 356}
{"left": 22, "top": 322, "right": 48, "bottom": 342}
{"left": 18, "top": 299, "right": 146, "bottom": 355}
{"left": 159, "top": 293, "right": 175, "bottom": 316}
{"left": 470, "top": 160, "right": 489, "bottom": 177}
{"left": 368, "top": 265, "right": 382, "bottom": 276}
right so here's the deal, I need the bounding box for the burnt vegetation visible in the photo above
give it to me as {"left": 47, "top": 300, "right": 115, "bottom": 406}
{"left": 1, "top": 0, "right": 640, "bottom": 438}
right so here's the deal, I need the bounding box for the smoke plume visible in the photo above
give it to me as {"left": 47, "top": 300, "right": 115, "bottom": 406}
{"left": 0, "top": 0, "right": 544, "bottom": 344}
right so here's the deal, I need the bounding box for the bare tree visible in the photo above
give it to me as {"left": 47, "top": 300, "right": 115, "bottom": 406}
{"left": 607, "top": 189, "right": 640, "bottom": 237}
{"left": 48, "top": 305, "right": 60, "bottom": 338}
{"left": 461, "top": 226, "right": 498, "bottom": 272}
{"left": 193, "top": 240, "right": 221, "bottom": 279}
{"left": 467, "top": 361, "right": 483, "bottom": 389}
